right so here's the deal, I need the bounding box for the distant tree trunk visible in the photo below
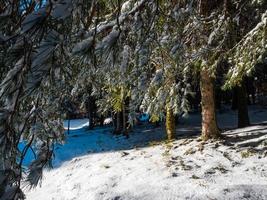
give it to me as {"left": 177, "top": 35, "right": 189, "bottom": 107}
{"left": 122, "top": 103, "right": 129, "bottom": 138}
{"left": 87, "top": 96, "right": 96, "bottom": 130}
{"left": 237, "top": 80, "right": 250, "bottom": 128}
{"left": 88, "top": 111, "right": 94, "bottom": 129}
{"left": 246, "top": 76, "right": 256, "bottom": 105}
{"left": 87, "top": 99, "right": 93, "bottom": 130}
{"left": 99, "top": 115, "right": 105, "bottom": 127}
{"left": 199, "top": 0, "right": 221, "bottom": 140}
{"left": 200, "top": 69, "right": 220, "bottom": 140}
{"left": 113, "top": 111, "right": 123, "bottom": 134}
{"left": 122, "top": 104, "right": 126, "bottom": 132}
{"left": 67, "top": 117, "right": 70, "bottom": 135}
{"left": 112, "top": 112, "right": 116, "bottom": 130}
{"left": 215, "top": 87, "right": 222, "bottom": 110}
{"left": 116, "top": 112, "right": 122, "bottom": 134}
{"left": 231, "top": 87, "right": 238, "bottom": 110}
{"left": 166, "top": 106, "right": 175, "bottom": 140}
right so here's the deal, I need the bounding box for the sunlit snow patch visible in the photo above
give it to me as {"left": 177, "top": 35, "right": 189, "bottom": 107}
{"left": 63, "top": 118, "right": 89, "bottom": 130}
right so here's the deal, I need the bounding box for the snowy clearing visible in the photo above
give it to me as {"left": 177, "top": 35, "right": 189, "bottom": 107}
{"left": 24, "top": 106, "right": 267, "bottom": 200}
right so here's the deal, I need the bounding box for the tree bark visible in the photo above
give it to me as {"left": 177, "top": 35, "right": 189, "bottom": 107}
{"left": 113, "top": 111, "right": 123, "bottom": 134}
{"left": 86, "top": 95, "right": 96, "bottom": 130}
{"left": 199, "top": 0, "right": 221, "bottom": 140}
{"left": 99, "top": 115, "right": 105, "bottom": 127}
{"left": 122, "top": 103, "right": 128, "bottom": 137}
{"left": 200, "top": 69, "right": 220, "bottom": 140}
{"left": 237, "top": 80, "right": 250, "bottom": 128}
{"left": 67, "top": 117, "right": 70, "bottom": 135}
{"left": 116, "top": 112, "right": 122, "bottom": 134}
{"left": 88, "top": 113, "right": 94, "bottom": 129}
{"left": 166, "top": 106, "right": 175, "bottom": 140}
{"left": 231, "top": 87, "right": 238, "bottom": 110}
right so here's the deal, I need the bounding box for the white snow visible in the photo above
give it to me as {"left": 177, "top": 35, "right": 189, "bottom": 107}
{"left": 72, "top": 37, "right": 94, "bottom": 55}
{"left": 63, "top": 118, "right": 89, "bottom": 130}
{"left": 24, "top": 106, "right": 267, "bottom": 200}
{"left": 104, "top": 117, "right": 113, "bottom": 125}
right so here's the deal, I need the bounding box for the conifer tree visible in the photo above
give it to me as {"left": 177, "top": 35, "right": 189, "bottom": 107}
{"left": 0, "top": 1, "right": 267, "bottom": 198}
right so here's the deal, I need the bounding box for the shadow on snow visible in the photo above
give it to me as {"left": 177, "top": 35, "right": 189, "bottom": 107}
{"left": 20, "top": 105, "right": 267, "bottom": 168}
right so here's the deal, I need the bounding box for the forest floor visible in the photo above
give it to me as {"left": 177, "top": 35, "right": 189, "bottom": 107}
{"left": 24, "top": 105, "right": 267, "bottom": 200}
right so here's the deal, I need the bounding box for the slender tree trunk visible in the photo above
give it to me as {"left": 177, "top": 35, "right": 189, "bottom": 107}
{"left": 112, "top": 112, "right": 116, "bottom": 131}
{"left": 122, "top": 103, "right": 129, "bottom": 138}
{"left": 231, "top": 87, "right": 238, "bottom": 110}
{"left": 116, "top": 112, "right": 121, "bottom": 134}
{"left": 114, "top": 111, "right": 122, "bottom": 134}
{"left": 122, "top": 104, "right": 126, "bottom": 132}
{"left": 99, "top": 115, "right": 104, "bottom": 127}
{"left": 199, "top": 0, "right": 221, "bottom": 140}
{"left": 200, "top": 69, "right": 220, "bottom": 140}
{"left": 86, "top": 95, "right": 96, "bottom": 130}
{"left": 67, "top": 117, "right": 70, "bottom": 135}
{"left": 166, "top": 106, "right": 175, "bottom": 140}
{"left": 237, "top": 80, "right": 250, "bottom": 128}
{"left": 88, "top": 110, "right": 94, "bottom": 130}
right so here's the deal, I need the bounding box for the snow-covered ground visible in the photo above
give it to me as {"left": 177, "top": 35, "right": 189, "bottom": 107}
{"left": 63, "top": 118, "right": 90, "bottom": 130}
{"left": 24, "top": 106, "right": 267, "bottom": 200}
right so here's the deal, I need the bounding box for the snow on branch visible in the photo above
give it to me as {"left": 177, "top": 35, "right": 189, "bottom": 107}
{"left": 94, "top": 0, "right": 147, "bottom": 34}
{"left": 224, "top": 10, "right": 267, "bottom": 88}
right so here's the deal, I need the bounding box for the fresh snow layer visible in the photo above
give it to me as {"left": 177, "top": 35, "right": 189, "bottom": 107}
{"left": 24, "top": 106, "right": 267, "bottom": 200}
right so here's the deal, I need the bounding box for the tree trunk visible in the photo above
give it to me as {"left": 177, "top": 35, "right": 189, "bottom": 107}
{"left": 237, "top": 80, "right": 250, "bottom": 128}
{"left": 88, "top": 110, "right": 94, "bottom": 130}
{"left": 199, "top": 0, "right": 221, "bottom": 140}
{"left": 86, "top": 95, "right": 96, "bottom": 130}
{"left": 200, "top": 69, "right": 220, "bottom": 140}
{"left": 99, "top": 115, "right": 105, "bottom": 127}
{"left": 166, "top": 106, "right": 175, "bottom": 140}
{"left": 67, "top": 117, "right": 70, "bottom": 135}
{"left": 122, "top": 103, "right": 129, "bottom": 138}
{"left": 116, "top": 112, "right": 122, "bottom": 134}
{"left": 231, "top": 87, "right": 238, "bottom": 110}
{"left": 113, "top": 111, "right": 122, "bottom": 134}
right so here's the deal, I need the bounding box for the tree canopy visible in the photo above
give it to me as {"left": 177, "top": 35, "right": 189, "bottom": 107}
{"left": 0, "top": 0, "right": 266, "bottom": 199}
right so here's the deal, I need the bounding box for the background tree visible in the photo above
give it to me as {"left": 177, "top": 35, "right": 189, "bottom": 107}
{"left": 0, "top": 1, "right": 267, "bottom": 199}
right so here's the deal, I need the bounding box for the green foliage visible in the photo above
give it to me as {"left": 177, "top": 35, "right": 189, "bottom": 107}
{"left": 224, "top": 10, "right": 267, "bottom": 89}
{"left": 1, "top": 0, "right": 267, "bottom": 199}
